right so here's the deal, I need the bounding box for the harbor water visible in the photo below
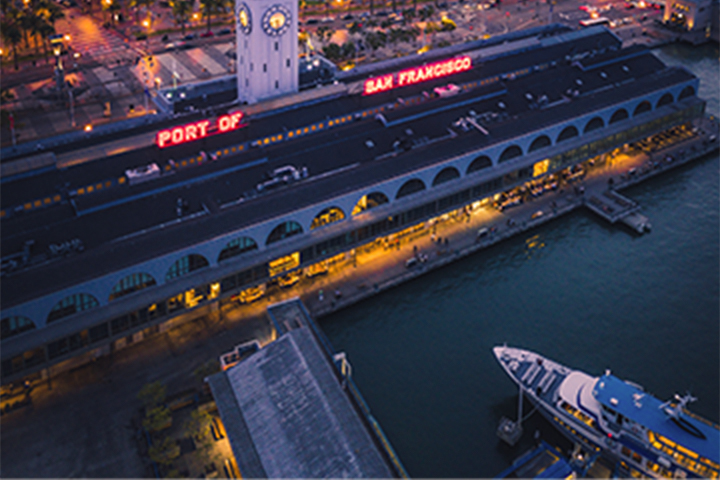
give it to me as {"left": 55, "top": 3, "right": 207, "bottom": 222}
{"left": 320, "top": 43, "right": 720, "bottom": 478}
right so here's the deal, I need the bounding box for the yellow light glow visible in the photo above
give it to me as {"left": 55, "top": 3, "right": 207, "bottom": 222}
{"left": 417, "top": 44, "right": 430, "bottom": 54}
{"left": 84, "top": 124, "right": 93, "bottom": 132}
{"left": 590, "top": 11, "right": 599, "bottom": 18}
{"left": 533, "top": 159, "right": 550, "bottom": 177}
{"left": 192, "top": 12, "right": 199, "bottom": 19}
{"left": 142, "top": 19, "right": 150, "bottom": 27}
{"left": 269, "top": 11, "right": 286, "bottom": 29}
{"left": 269, "top": 252, "right": 300, "bottom": 277}
{"left": 239, "top": 9, "right": 249, "bottom": 26}
{"left": 64, "top": 34, "right": 71, "bottom": 41}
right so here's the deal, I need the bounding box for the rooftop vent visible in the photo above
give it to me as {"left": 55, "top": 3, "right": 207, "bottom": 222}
{"left": 600, "top": 71, "right": 608, "bottom": 79}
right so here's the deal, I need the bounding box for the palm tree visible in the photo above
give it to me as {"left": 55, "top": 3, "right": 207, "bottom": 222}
{"left": 170, "top": 0, "right": 192, "bottom": 36}
{"left": 1, "top": 18, "right": 23, "bottom": 70}
{"left": 199, "top": 0, "right": 228, "bottom": 34}
{"left": 28, "top": 13, "right": 46, "bottom": 56}
{"left": 37, "top": 20, "right": 55, "bottom": 62}
{"left": 37, "top": 0, "right": 65, "bottom": 28}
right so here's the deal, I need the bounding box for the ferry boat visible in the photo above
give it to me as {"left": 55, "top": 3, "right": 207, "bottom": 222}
{"left": 493, "top": 345, "right": 719, "bottom": 478}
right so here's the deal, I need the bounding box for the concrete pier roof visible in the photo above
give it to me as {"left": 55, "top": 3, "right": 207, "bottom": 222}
{"left": 207, "top": 326, "right": 395, "bottom": 478}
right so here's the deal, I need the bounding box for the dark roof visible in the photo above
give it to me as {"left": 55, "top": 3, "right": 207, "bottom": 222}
{"left": 207, "top": 327, "right": 395, "bottom": 478}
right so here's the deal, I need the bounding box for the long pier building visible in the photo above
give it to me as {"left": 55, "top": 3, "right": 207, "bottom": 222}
{"left": 0, "top": 26, "right": 707, "bottom": 385}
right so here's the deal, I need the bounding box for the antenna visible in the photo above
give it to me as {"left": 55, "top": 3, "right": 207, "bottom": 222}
{"left": 659, "top": 392, "right": 697, "bottom": 420}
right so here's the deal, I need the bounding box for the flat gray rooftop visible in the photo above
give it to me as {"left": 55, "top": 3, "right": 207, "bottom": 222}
{"left": 207, "top": 326, "right": 395, "bottom": 478}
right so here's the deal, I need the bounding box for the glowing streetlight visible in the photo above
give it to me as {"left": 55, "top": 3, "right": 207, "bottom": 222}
{"left": 84, "top": 124, "right": 93, "bottom": 132}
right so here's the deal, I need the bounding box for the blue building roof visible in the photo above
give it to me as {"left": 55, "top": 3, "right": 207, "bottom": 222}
{"left": 593, "top": 374, "right": 719, "bottom": 462}
{"left": 495, "top": 441, "right": 575, "bottom": 478}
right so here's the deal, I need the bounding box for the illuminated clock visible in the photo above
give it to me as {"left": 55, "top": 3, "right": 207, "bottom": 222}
{"left": 261, "top": 4, "right": 291, "bottom": 37}
{"left": 237, "top": 2, "right": 252, "bottom": 35}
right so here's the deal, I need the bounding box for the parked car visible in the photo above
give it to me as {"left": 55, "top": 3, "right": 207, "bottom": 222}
{"left": 306, "top": 18, "right": 319, "bottom": 25}
{"left": 434, "top": 83, "right": 461, "bottom": 98}
{"left": 217, "top": 28, "right": 232, "bottom": 35}
{"left": 125, "top": 163, "right": 161, "bottom": 185}
{"left": 200, "top": 30, "right": 214, "bottom": 37}
{"left": 184, "top": 33, "right": 197, "bottom": 40}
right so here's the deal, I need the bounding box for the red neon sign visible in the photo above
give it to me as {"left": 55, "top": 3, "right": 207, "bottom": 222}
{"left": 156, "top": 111, "right": 245, "bottom": 148}
{"left": 363, "top": 55, "right": 472, "bottom": 95}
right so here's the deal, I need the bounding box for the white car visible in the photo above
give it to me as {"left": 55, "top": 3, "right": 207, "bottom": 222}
{"left": 271, "top": 165, "right": 301, "bottom": 182}
{"left": 434, "top": 83, "right": 461, "bottom": 98}
{"left": 125, "top": 163, "right": 161, "bottom": 185}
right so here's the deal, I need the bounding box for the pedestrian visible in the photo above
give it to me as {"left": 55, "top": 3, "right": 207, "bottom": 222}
{"left": 431, "top": 233, "right": 436, "bottom": 243}
{"left": 319, "top": 289, "right": 324, "bottom": 302}
{"left": 444, "top": 238, "right": 449, "bottom": 247}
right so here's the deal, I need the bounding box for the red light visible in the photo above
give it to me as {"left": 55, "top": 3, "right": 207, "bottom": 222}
{"left": 218, "top": 111, "right": 244, "bottom": 132}
{"left": 155, "top": 111, "right": 245, "bottom": 148}
{"left": 364, "top": 74, "right": 394, "bottom": 95}
{"left": 363, "top": 55, "right": 472, "bottom": 95}
{"left": 607, "top": 432, "right": 613, "bottom": 438}
{"left": 156, "top": 120, "right": 210, "bottom": 148}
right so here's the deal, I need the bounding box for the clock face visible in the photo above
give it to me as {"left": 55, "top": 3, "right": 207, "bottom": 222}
{"left": 237, "top": 2, "right": 251, "bottom": 35}
{"left": 262, "top": 4, "right": 291, "bottom": 36}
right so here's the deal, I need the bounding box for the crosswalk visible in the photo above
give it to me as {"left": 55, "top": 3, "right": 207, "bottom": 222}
{"left": 57, "top": 14, "right": 137, "bottom": 65}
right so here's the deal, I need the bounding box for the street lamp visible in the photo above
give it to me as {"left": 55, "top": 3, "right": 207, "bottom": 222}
{"left": 142, "top": 18, "right": 151, "bottom": 50}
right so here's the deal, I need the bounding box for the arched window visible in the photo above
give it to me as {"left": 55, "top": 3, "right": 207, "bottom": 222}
{"left": 584, "top": 116, "right": 604, "bottom": 133}
{"left": 1, "top": 316, "right": 36, "bottom": 340}
{"left": 218, "top": 237, "right": 258, "bottom": 262}
{"left": 396, "top": 179, "right": 426, "bottom": 199}
{"left": 609, "top": 108, "right": 628, "bottom": 125}
{"left": 498, "top": 145, "right": 522, "bottom": 163}
{"left": 311, "top": 207, "right": 346, "bottom": 230}
{"left": 110, "top": 273, "right": 157, "bottom": 301}
{"left": 467, "top": 155, "right": 492, "bottom": 174}
{"left": 266, "top": 221, "right": 303, "bottom": 245}
{"left": 657, "top": 92, "right": 673, "bottom": 108}
{"left": 432, "top": 167, "right": 460, "bottom": 186}
{"left": 633, "top": 101, "right": 652, "bottom": 116}
{"left": 166, "top": 254, "right": 209, "bottom": 281}
{"left": 678, "top": 85, "right": 695, "bottom": 101}
{"left": 557, "top": 125, "right": 579, "bottom": 143}
{"left": 352, "top": 192, "right": 389, "bottom": 215}
{"left": 528, "top": 135, "right": 551, "bottom": 153}
{"left": 48, "top": 293, "right": 99, "bottom": 323}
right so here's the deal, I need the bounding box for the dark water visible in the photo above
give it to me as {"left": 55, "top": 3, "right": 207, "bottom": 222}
{"left": 320, "top": 43, "right": 720, "bottom": 478}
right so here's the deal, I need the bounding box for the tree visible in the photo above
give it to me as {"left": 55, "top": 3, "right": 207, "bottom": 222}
{"left": 199, "top": 0, "right": 228, "bottom": 35}
{"left": 170, "top": 0, "right": 192, "bottom": 36}
{"left": 183, "top": 409, "right": 213, "bottom": 447}
{"left": 143, "top": 405, "right": 173, "bottom": 432}
{"left": 129, "top": 0, "right": 153, "bottom": 26}
{"left": 137, "top": 380, "right": 167, "bottom": 408}
{"left": 341, "top": 40, "right": 355, "bottom": 58}
{"left": 148, "top": 437, "right": 180, "bottom": 465}
{"left": 322, "top": 42, "right": 342, "bottom": 60}
{"left": 1, "top": 18, "right": 23, "bottom": 70}
{"left": 37, "top": 20, "right": 55, "bottom": 62}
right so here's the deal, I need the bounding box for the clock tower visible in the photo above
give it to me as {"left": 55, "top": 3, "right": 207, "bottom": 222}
{"left": 235, "top": 0, "right": 298, "bottom": 104}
